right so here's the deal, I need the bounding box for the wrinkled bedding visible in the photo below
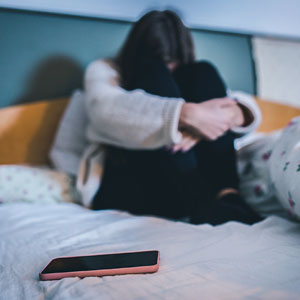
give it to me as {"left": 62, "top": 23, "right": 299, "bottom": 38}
{"left": 1, "top": 203, "right": 300, "bottom": 300}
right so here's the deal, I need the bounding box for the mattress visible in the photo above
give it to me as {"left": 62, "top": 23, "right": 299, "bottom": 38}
{"left": 1, "top": 202, "right": 300, "bottom": 300}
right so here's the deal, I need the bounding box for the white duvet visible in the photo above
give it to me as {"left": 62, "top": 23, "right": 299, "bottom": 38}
{"left": 1, "top": 203, "right": 300, "bottom": 300}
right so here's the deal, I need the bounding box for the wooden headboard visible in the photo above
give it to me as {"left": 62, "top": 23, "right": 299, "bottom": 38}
{"left": 255, "top": 98, "right": 300, "bottom": 132}
{"left": 0, "top": 97, "right": 299, "bottom": 165}
{"left": 0, "top": 98, "right": 69, "bottom": 165}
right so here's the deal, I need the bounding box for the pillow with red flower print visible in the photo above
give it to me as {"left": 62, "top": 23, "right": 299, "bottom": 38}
{"left": 269, "top": 116, "right": 300, "bottom": 220}
{"left": 237, "top": 131, "right": 289, "bottom": 219}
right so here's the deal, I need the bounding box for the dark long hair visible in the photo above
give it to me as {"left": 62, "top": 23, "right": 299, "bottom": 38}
{"left": 115, "top": 10, "right": 195, "bottom": 87}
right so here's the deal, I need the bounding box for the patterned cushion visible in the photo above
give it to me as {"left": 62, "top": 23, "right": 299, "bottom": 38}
{"left": 270, "top": 116, "right": 300, "bottom": 220}
{"left": 0, "top": 165, "right": 78, "bottom": 204}
{"left": 237, "top": 131, "right": 288, "bottom": 218}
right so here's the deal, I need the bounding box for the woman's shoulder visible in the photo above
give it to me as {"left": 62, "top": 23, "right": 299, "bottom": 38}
{"left": 85, "top": 58, "right": 120, "bottom": 85}
{"left": 86, "top": 58, "right": 117, "bottom": 71}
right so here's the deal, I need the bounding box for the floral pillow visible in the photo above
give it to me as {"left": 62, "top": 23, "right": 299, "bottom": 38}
{"left": 237, "top": 131, "right": 288, "bottom": 218}
{"left": 0, "top": 165, "right": 79, "bottom": 204}
{"left": 269, "top": 116, "right": 300, "bottom": 220}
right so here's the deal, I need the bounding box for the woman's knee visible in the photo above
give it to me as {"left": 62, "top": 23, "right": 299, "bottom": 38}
{"left": 127, "top": 57, "right": 181, "bottom": 97}
{"left": 135, "top": 57, "right": 168, "bottom": 77}
{"left": 177, "top": 61, "right": 222, "bottom": 79}
{"left": 174, "top": 60, "right": 227, "bottom": 102}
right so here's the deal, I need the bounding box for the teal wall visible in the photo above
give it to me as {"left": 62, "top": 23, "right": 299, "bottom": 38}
{"left": 0, "top": 8, "right": 255, "bottom": 108}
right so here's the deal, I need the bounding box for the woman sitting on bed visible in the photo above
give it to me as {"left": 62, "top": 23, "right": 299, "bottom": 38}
{"left": 80, "top": 10, "right": 263, "bottom": 225}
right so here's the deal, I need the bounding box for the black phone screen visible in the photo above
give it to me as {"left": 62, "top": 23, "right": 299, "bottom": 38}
{"left": 41, "top": 250, "right": 159, "bottom": 274}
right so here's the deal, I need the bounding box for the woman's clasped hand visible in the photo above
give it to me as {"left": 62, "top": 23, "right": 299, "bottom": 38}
{"left": 174, "top": 98, "right": 245, "bottom": 152}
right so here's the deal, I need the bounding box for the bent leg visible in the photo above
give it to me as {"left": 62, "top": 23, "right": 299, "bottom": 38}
{"left": 173, "top": 61, "right": 227, "bottom": 102}
{"left": 94, "top": 58, "right": 200, "bottom": 219}
{"left": 174, "top": 61, "right": 262, "bottom": 224}
{"left": 124, "top": 58, "right": 203, "bottom": 218}
{"left": 174, "top": 61, "right": 239, "bottom": 193}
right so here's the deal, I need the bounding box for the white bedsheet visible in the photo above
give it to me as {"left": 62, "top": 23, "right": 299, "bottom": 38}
{"left": 1, "top": 203, "right": 300, "bottom": 300}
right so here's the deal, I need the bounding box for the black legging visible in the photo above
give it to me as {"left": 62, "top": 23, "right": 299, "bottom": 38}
{"left": 92, "top": 58, "right": 251, "bottom": 222}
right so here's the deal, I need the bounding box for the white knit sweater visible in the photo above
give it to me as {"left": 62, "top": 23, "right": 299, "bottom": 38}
{"left": 77, "top": 59, "right": 262, "bottom": 207}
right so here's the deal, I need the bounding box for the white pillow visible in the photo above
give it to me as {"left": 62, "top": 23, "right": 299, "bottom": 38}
{"left": 270, "top": 116, "right": 300, "bottom": 220}
{"left": 0, "top": 165, "right": 78, "bottom": 204}
{"left": 50, "top": 89, "right": 88, "bottom": 176}
{"left": 237, "top": 131, "right": 289, "bottom": 218}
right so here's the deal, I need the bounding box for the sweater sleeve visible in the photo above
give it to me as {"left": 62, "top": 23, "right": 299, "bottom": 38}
{"left": 227, "top": 90, "right": 262, "bottom": 135}
{"left": 84, "top": 60, "right": 184, "bottom": 149}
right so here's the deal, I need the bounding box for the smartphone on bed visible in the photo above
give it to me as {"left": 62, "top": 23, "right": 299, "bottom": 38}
{"left": 39, "top": 250, "right": 160, "bottom": 280}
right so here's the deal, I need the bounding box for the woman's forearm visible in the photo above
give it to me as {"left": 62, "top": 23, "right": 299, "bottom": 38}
{"left": 178, "top": 98, "right": 236, "bottom": 141}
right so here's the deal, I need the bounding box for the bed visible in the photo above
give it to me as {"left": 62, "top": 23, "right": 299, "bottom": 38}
{"left": 1, "top": 96, "right": 300, "bottom": 300}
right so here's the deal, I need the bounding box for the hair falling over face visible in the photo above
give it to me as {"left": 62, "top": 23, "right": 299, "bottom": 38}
{"left": 115, "top": 10, "right": 195, "bottom": 87}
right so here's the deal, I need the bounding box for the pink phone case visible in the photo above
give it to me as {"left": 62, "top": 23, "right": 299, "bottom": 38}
{"left": 39, "top": 250, "right": 160, "bottom": 281}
